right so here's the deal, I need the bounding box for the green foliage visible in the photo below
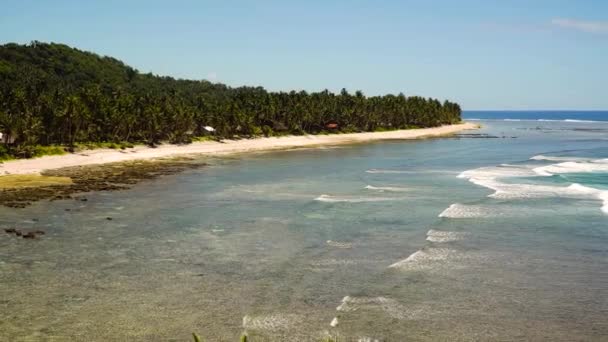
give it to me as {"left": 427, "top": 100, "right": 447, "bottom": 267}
{"left": 0, "top": 41, "right": 462, "bottom": 159}
{"left": 30, "top": 145, "right": 66, "bottom": 157}
{"left": 75, "top": 142, "right": 137, "bottom": 150}
{"left": 192, "top": 332, "right": 202, "bottom": 342}
{"left": 0, "top": 144, "right": 14, "bottom": 161}
{"left": 11, "top": 145, "right": 66, "bottom": 158}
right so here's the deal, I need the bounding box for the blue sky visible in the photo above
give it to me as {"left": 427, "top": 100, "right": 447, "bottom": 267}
{"left": 1, "top": 0, "right": 607, "bottom": 110}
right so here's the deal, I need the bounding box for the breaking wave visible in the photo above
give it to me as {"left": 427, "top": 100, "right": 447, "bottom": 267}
{"left": 366, "top": 169, "right": 457, "bottom": 175}
{"left": 314, "top": 194, "right": 399, "bottom": 203}
{"left": 438, "top": 203, "right": 503, "bottom": 218}
{"left": 336, "top": 296, "right": 421, "bottom": 320}
{"left": 388, "top": 248, "right": 462, "bottom": 271}
{"left": 459, "top": 158, "right": 608, "bottom": 215}
{"left": 533, "top": 159, "right": 608, "bottom": 177}
{"left": 530, "top": 155, "right": 591, "bottom": 162}
{"left": 426, "top": 229, "right": 469, "bottom": 243}
{"left": 364, "top": 185, "right": 408, "bottom": 192}
{"left": 365, "top": 169, "right": 409, "bottom": 174}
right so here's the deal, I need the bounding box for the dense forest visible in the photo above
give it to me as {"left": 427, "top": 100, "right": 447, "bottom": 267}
{"left": 0, "top": 41, "right": 461, "bottom": 158}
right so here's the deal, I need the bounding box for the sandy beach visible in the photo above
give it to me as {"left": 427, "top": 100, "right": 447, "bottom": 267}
{"left": 0, "top": 123, "right": 477, "bottom": 175}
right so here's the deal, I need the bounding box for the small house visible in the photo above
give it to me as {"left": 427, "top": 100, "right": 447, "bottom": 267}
{"left": 0, "top": 131, "right": 16, "bottom": 144}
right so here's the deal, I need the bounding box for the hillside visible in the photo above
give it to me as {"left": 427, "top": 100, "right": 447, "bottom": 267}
{"left": 0, "top": 41, "right": 461, "bottom": 158}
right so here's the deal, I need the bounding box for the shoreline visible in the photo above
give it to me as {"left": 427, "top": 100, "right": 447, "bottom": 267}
{"left": 1, "top": 123, "right": 477, "bottom": 176}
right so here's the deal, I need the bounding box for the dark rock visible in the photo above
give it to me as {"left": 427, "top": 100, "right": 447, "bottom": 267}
{"left": 22, "top": 232, "right": 36, "bottom": 239}
{"left": 33, "top": 230, "right": 46, "bottom": 235}
{"left": 15, "top": 231, "right": 22, "bottom": 237}
{"left": 0, "top": 158, "right": 206, "bottom": 208}
{"left": 4, "top": 228, "right": 17, "bottom": 234}
{"left": 106, "top": 217, "right": 113, "bottom": 221}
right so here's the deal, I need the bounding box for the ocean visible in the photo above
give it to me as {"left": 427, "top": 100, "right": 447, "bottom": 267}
{"left": 1, "top": 111, "right": 607, "bottom": 341}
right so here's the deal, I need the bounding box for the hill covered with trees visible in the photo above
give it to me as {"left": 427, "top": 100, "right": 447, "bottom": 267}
{"left": 0, "top": 41, "right": 461, "bottom": 158}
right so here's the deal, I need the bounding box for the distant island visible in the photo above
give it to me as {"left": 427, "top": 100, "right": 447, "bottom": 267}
{"left": 0, "top": 41, "right": 462, "bottom": 160}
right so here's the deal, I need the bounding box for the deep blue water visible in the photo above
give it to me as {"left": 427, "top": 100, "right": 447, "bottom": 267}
{"left": 464, "top": 110, "right": 608, "bottom": 122}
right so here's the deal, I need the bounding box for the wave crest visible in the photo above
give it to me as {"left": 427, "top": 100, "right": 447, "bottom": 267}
{"left": 459, "top": 159, "right": 608, "bottom": 215}
{"left": 314, "top": 194, "right": 398, "bottom": 203}
{"left": 364, "top": 185, "right": 408, "bottom": 192}
{"left": 426, "top": 229, "right": 469, "bottom": 242}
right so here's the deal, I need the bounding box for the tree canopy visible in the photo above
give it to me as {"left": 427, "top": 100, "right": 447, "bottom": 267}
{"left": 0, "top": 41, "right": 461, "bottom": 158}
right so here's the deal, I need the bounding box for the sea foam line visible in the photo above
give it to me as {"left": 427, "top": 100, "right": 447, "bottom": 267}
{"left": 336, "top": 296, "right": 420, "bottom": 320}
{"left": 314, "top": 194, "right": 399, "bottom": 203}
{"left": 426, "top": 229, "right": 469, "bottom": 242}
{"left": 365, "top": 169, "right": 410, "bottom": 174}
{"left": 367, "top": 169, "right": 458, "bottom": 175}
{"left": 530, "top": 155, "right": 591, "bottom": 162}
{"left": 388, "top": 248, "right": 458, "bottom": 270}
{"left": 364, "top": 185, "right": 408, "bottom": 192}
{"left": 532, "top": 159, "right": 608, "bottom": 177}
{"left": 459, "top": 161, "right": 608, "bottom": 215}
{"left": 438, "top": 203, "right": 502, "bottom": 218}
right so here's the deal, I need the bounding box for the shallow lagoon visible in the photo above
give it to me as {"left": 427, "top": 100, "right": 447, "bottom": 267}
{"left": 1, "top": 119, "right": 607, "bottom": 341}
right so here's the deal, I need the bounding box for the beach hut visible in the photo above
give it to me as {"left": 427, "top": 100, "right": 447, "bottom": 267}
{"left": 0, "top": 131, "right": 16, "bottom": 144}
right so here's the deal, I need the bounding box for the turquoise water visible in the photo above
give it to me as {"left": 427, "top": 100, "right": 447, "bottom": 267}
{"left": 1, "top": 119, "right": 607, "bottom": 341}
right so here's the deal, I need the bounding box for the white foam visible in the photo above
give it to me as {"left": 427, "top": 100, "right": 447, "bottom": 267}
{"left": 458, "top": 165, "right": 537, "bottom": 181}
{"left": 358, "top": 338, "right": 380, "bottom": 342}
{"left": 533, "top": 160, "right": 608, "bottom": 176}
{"left": 364, "top": 185, "right": 408, "bottom": 192}
{"left": 438, "top": 203, "right": 503, "bottom": 218}
{"left": 336, "top": 296, "right": 419, "bottom": 320}
{"left": 330, "top": 317, "right": 339, "bottom": 327}
{"left": 242, "top": 314, "right": 300, "bottom": 331}
{"left": 426, "top": 229, "right": 469, "bottom": 242}
{"left": 326, "top": 240, "right": 353, "bottom": 249}
{"left": 388, "top": 248, "right": 458, "bottom": 270}
{"left": 365, "top": 169, "right": 409, "bottom": 174}
{"left": 530, "top": 155, "right": 591, "bottom": 162}
{"left": 600, "top": 192, "right": 608, "bottom": 214}
{"left": 314, "top": 194, "right": 398, "bottom": 203}
{"left": 460, "top": 162, "right": 608, "bottom": 215}
{"left": 368, "top": 169, "right": 459, "bottom": 175}
{"left": 564, "top": 119, "right": 598, "bottom": 123}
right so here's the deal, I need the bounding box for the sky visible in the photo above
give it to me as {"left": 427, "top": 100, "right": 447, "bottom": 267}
{"left": 1, "top": 0, "right": 607, "bottom": 110}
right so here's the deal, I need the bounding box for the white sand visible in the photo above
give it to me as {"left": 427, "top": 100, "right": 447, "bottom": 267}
{"left": 0, "top": 123, "right": 477, "bottom": 175}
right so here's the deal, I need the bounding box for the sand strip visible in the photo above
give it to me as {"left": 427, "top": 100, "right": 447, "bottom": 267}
{"left": 0, "top": 123, "right": 477, "bottom": 175}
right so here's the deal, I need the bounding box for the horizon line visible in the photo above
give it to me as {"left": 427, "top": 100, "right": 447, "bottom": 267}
{"left": 464, "top": 109, "right": 608, "bottom": 112}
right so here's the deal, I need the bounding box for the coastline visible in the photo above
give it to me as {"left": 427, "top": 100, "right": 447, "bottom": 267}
{"left": 0, "top": 123, "right": 477, "bottom": 176}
